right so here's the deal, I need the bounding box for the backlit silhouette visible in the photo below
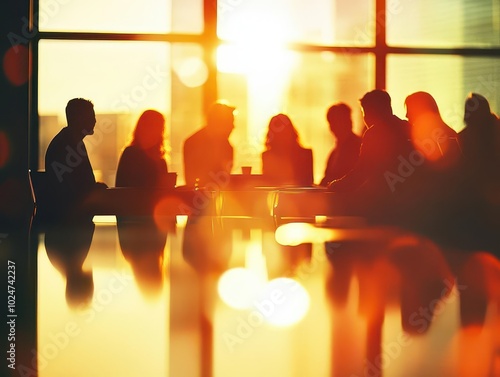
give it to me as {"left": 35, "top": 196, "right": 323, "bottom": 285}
{"left": 404, "top": 91, "right": 461, "bottom": 170}
{"left": 116, "top": 109, "right": 169, "bottom": 188}
{"left": 459, "top": 93, "right": 500, "bottom": 189}
{"left": 45, "top": 98, "right": 107, "bottom": 219}
{"left": 320, "top": 103, "right": 361, "bottom": 186}
{"left": 261, "top": 113, "right": 313, "bottom": 186}
{"left": 183, "top": 102, "right": 235, "bottom": 188}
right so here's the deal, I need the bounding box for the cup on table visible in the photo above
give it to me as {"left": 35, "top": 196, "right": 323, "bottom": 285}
{"left": 166, "top": 172, "right": 177, "bottom": 188}
{"left": 241, "top": 166, "right": 252, "bottom": 175}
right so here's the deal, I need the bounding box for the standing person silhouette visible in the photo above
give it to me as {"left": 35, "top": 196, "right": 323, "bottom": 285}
{"left": 459, "top": 93, "right": 500, "bottom": 186}
{"left": 45, "top": 98, "right": 107, "bottom": 219}
{"left": 261, "top": 113, "right": 313, "bottom": 186}
{"left": 115, "top": 109, "right": 169, "bottom": 188}
{"left": 320, "top": 103, "right": 361, "bottom": 187}
{"left": 183, "top": 102, "right": 235, "bottom": 188}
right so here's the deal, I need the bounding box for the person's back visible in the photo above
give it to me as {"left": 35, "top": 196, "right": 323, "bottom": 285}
{"left": 329, "top": 90, "right": 413, "bottom": 194}
{"left": 116, "top": 110, "right": 169, "bottom": 188}
{"left": 261, "top": 114, "right": 314, "bottom": 186}
{"left": 183, "top": 102, "right": 235, "bottom": 187}
{"left": 262, "top": 145, "right": 313, "bottom": 186}
{"left": 320, "top": 103, "right": 361, "bottom": 186}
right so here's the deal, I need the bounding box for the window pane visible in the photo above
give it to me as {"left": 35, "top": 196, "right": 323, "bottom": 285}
{"left": 218, "top": 47, "right": 374, "bottom": 183}
{"left": 387, "top": 0, "right": 500, "bottom": 47}
{"left": 218, "top": 0, "right": 375, "bottom": 46}
{"left": 39, "top": 40, "right": 204, "bottom": 185}
{"left": 387, "top": 55, "right": 500, "bottom": 132}
{"left": 38, "top": 0, "right": 203, "bottom": 34}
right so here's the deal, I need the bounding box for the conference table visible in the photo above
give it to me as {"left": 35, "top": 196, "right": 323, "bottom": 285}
{"left": 5, "top": 182, "right": 500, "bottom": 377}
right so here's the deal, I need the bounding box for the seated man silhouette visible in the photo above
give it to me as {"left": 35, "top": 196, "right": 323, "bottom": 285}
{"left": 45, "top": 98, "right": 107, "bottom": 219}
{"left": 183, "top": 101, "right": 235, "bottom": 188}
{"left": 261, "top": 113, "right": 314, "bottom": 186}
{"left": 319, "top": 103, "right": 361, "bottom": 186}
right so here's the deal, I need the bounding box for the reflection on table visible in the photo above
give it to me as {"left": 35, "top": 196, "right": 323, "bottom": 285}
{"left": 31, "top": 188, "right": 500, "bottom": 377}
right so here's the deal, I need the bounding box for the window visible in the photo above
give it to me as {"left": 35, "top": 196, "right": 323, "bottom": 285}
{"left": 33, "top": 0, "right": 500, "bottom": 186}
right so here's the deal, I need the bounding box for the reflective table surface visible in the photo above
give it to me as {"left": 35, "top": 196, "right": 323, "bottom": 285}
{"left": 3, "top": 193, "right": 500, "bottom": 377}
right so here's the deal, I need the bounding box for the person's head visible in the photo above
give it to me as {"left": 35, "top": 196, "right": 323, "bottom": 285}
{"left": 326, "top": 103, "right": 353, "bottom": 140}
{"left": 65, "top": 98, "right": 96, "bottom": 137}
{"left": 206, "top": 101, "right": 236, "bottom": 138}
{"left": 404, "top": 91, "right": 441, "bottom": 125}
{"left": 265, "top": 113, "right": 300, "bottom": 150}
{"left": 464, "top": 93, "right": 495, "bottom": 129}
{"left": 130, "top": 110, "right": 166, "bottom": 156}
{"left": 359, "top": 90, "right": 393, "bottom": 128}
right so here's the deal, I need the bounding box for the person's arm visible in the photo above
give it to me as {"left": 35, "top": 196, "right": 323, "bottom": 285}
{"left": 327, "top": 132, "right": 374, "bottom": 192}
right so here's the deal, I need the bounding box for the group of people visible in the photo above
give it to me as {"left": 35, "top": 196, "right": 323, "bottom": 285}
{"left": 43, "top": 91, "right": 500, "bottom": 240}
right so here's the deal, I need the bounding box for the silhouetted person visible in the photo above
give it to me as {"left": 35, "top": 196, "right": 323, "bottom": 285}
{"left": 261, "top": 114, "right": 313, "bottom": 186}
{"left": 404, "top": 91, "right": 461, "bottom": 171}
{"left": 116, "top": 110, "right": 169, "bottom": 188}
{"left": 183, "top": 102, "right": 235, "bottom": 188}
{"left": 459, "top": 93, "right": 500, "bottom": 188}
{"left": 44, "top": 218, "right": 95, "bottom": 309}
{"left": 327, "top": 90, "right": 424, "bottom": 225}
{"left": 45, "top": 98, "right": 107, "bottom": 219}
{"left": 320, "top": 103, "right": 361, "bottom": 186}
{"left": 328, "top": 90, "right": 413, "bottom": 195}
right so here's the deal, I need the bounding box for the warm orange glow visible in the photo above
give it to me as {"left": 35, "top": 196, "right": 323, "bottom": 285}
{"left": 2, "top": 45, "right": 30, "bottom": 86}
{"left": 154, "top": 197, "right": 186, "bottom": 232}
{"left": 173, "top": 57, "right": 208, "bottom": 88}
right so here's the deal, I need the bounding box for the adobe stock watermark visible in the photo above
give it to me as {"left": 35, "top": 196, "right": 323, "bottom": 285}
{"left": 8, "top": 0, "right": 72, "bottom": 52}
{"left": 16, "top": 270, "right": 133, "bottom": 377}
{"left": 351, "top": 277, "right": 467, "bottom": 377}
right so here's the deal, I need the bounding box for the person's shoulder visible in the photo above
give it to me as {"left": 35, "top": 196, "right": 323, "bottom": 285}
{"left": 46, "top": 127, "right": 71, "bottom": 153}
{"left": 184, "top": 127, "right": 206, "bottom": 145}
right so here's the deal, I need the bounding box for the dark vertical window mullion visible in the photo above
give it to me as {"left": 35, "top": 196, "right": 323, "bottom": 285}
{"left": 375, "top": 0, "right": 387, "bottom": 89}
{"left": 29, "top": 0, "right": 39, "bottom": 171}
{"left": 203, "top": 0, "right": 218, "bottom": 112}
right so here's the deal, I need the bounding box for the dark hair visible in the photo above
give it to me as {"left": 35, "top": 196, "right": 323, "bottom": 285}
{"left": 65, "top": 98, "right": 94, "bottom": 125}
{"left": 359, "top": 90, "right": 392, "bottom": 116}
{"left": 326, "top": 103, "right": 351, "bottom": 124}
{"left": 464, "top": 93, "right": 494, "bottom": 128}
{"left": 265, "top": 113, "right": 301, "bottom": 150}
{"left": 404, "top": 91, "right": 440, "bottom": 115}
{"left": 130, "top": 110, "right": 166, "bottom": 157}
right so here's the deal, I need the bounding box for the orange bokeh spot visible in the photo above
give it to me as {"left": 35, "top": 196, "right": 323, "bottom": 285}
{"left": 153, "top": 197, "right": 183, "bottom": 232}
{"left": 0, "top": 131, "right": 10, "bottom": 168}
{"left": 3, "top": 45, "right": 30, "bottom": 86}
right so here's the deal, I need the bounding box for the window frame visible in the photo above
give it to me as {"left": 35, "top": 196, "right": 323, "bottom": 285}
{"left": 29, "top": 0, "right": 500, "bottom": 171}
